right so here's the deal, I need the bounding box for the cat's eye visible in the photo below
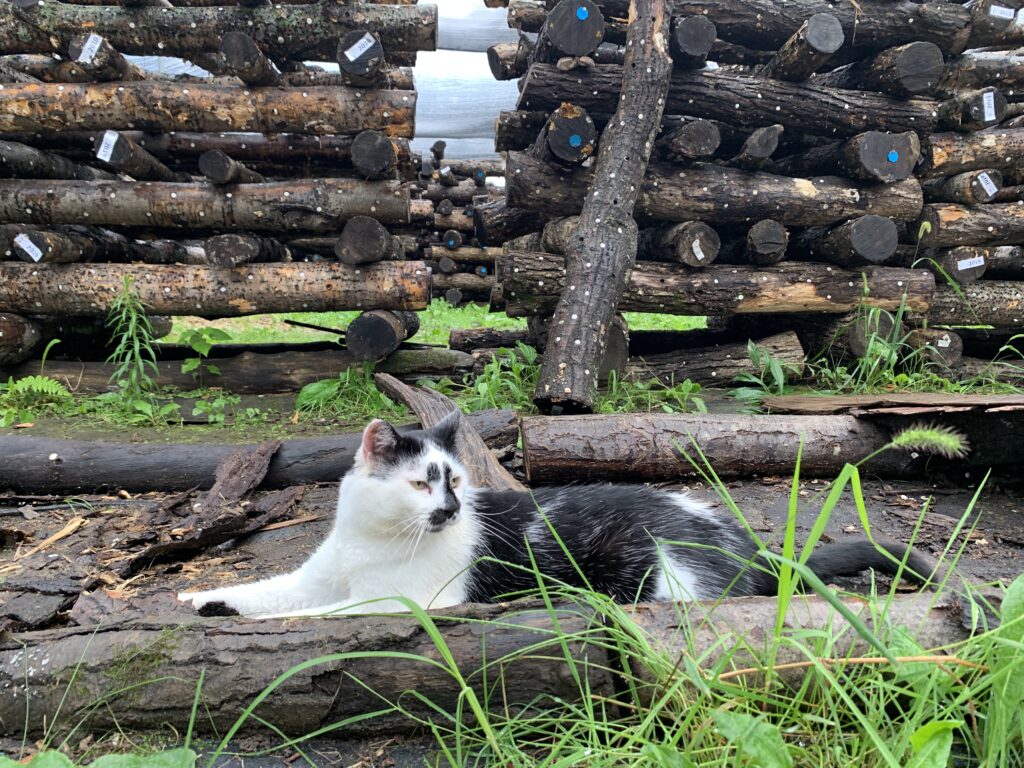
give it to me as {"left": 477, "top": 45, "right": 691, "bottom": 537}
{"left": 451, "top": 476, "right": 461, "bottom": 488}
{"left": 411, "top": 480, "right": 429, "bottom": 490}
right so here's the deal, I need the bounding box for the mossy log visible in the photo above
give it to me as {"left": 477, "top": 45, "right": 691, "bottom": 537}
{"left": 502, "top": 253, "right": 935, "bottom": 317}
{"left": 0, "top": 82, "right": 415, "bottom": 137}
{"left": 0, "top": 178, "right": 410, "bottom": 231}
{"left": 0, "top": 262, "right": 429, "bottom": 317}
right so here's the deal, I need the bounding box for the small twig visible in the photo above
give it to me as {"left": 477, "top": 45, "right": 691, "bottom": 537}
{"left": 254, "top": 514, "right": 322, "bottom": 532}
{"left": 283, "top": 318, "right": 346, "bottom": 338}
{"left": 15, "top": 516, "right": 87, "bottom": 560}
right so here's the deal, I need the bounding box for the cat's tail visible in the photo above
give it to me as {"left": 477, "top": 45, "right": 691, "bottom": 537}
{"left": 799, "top": 538, "right": 942, "bottom": 590}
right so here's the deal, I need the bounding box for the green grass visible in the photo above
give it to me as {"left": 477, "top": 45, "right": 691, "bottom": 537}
{"left": 168, "top": 305, "right": 705, "bottom": 347}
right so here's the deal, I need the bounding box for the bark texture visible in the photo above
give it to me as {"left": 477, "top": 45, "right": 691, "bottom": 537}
{"left": 533, "top": 0, "right": 672, "bottom": 414}
{"left": 0, "top": 262, "right": 430, "bottom": 317}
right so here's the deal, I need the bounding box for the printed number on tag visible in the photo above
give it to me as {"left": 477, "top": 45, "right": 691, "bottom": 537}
{"left": 983, "top": 91, "right": 996, "bottom": 122}
{"left": 957, "top": 255, "right": 986, "bottom": 271}
{"left": 989, "top": 5, "right": 1015, "bottom": 19}
{"left": 96, "top": 130, "right": 118, "bottom": 162}
{"left": 76, "top": 33, "right": 103, "bottom": 64}
{"left": 977, "top": 172, "right": 999, "bottom": 197}
{"left": 14, "top": 234, "right": 43, "bottom": 262}
{"left": 344, "top": 33, "right": 376, "bottom": 62}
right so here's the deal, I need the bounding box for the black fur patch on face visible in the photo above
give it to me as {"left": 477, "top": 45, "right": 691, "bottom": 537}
{"left": 426, "top": 462, "right": 441, "bottom": 482}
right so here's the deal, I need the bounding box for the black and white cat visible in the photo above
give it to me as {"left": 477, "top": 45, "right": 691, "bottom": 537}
{"left": 179, "top": 411, "right": 933, "bottom": 618}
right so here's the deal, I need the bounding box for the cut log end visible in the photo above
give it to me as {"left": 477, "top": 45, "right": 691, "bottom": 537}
{"left": 351, "top": 130, "right": 399, "bottom": 180}
{"left": 337, "top": 29, "right": 386, "bottom": 87}
{"left": 848, "top": 131, "right": 921, "bottom": 183}
{"left": 545, "top": 0, "right": 605, "bottom": 58}
{"left": 347, "top": 309, "right": 419, "bottom": 361}
{"left": 545, "top": 104, "right": 598, "bottom": 165}
{"left": 335, "top": 215, "right": 393, "bottom": 265}
{"left": 746, "top": 220, "right": 788, "bottom": 266}
{"left": 671, "top": 15, "right": 716, "bottom": 64}
{"left": 893, "top": 41, "right": 945, "bottom": 94}
{"left": 804, "top": 12, "right": 845, "bottom": 54}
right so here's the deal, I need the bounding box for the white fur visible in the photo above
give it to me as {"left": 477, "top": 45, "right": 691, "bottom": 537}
{"left": 179, "top": 433, "right": 480, "bottom": 619}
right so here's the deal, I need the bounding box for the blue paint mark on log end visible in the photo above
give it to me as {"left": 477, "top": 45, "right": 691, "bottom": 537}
{"left": 887, "top": 150, "right": 899, "bottom": 163}
{"left": 568, "top": 134, "right": 582, "bottom": 147}
{"left": 576, "top": 6, "right": 589, "bottom": 20}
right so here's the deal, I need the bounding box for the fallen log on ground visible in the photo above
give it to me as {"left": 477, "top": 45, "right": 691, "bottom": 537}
{"left": 520, "top": 409, "right": 1022, "bottom": 482}
{"left": 0, "top": 82, "right": 415, "bottom": 137}
{"left": 0, "top": 262, "right": 430, "bottom": 317}
{"left": 1, "top": 348, "right": 474, "bottom": 394}
{"left": 501, "top": 254, "right": 935, "bottom": 317}
{"left": 505, "top": 152, "right": 924, "bottom": 227}
{"left": 0, "top": 409, "right": 517, "bottom": 494}
{"left": 0, "top": 592, "right": 974, "bottom": 738}
{"left": 0, "top": 178, "right": 411, "bottom": 230}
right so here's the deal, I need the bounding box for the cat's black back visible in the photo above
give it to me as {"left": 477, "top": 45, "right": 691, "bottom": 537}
{"left": 463, "top": 484, "right": 936, "bottom": 603}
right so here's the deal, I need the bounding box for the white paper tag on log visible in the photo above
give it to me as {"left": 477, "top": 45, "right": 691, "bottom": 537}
{"left": 983, "top": 91, "right": 996, "bottom": 122}
{"left": 957, "top": 254, "right": 986, "bottom": 271}
{"left": 76, "top": 33, "right": 103, "bottom": 64}
{"left": 344, "top": 32, "right": 376, "bottom": 62}
{"left": 938, "top": 334, "right": 952, "bottom": 348}
{"left": 14, "top": 234, "right": 43, "bottom": 262}
{"left": 692, "top": 239, "right": 706, "bottom": 261}
{"left": 978, "top": 172, "right": 998, "bottom": 197}
{"left": 96, "top": 130, "right": 118, "bottom": 162}
{"left": 989, "top": 4, "right": 1015, "bottom": 19}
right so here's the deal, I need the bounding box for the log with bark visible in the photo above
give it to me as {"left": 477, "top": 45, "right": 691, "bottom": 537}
{"left": 625, "top": 330, "right": 805, "bottom": 387}
{"left": 981, "top": 245, "right": 1024, "bottom": 278}
{"left": 351, "top": 130, "right": 400, "bottom": 180}
{"left": 219, "top": 30, "right": 281, "bottom": 86}
{"left": 0, "top": 138, "right": 115, "bottom": 181}
{"left": 68, "top": 32, "right": 144, "bottom": 81}
{"left": 938, "top": 51, "right": 1024, "bottom": 98}
{"left": 923, "top": 281, "right": 1024, "bottom": 332}
{"left": 906, "top": 327, "right": 964, "bottom": 369}
{"left": 922, "top": 169, "right": 1002, "bottom": 206}
{"left": 334, "top": 216, "right": 403, "bottom": 264}
{"left": 889, "top": 245, "right": 989, "bottom": 285}
{"left": 0, "top": 82, "right": 416, "bottom": 137}
{"left": 0, "top": 2, "right": 437, "bottom": 60}
{"left": 810, "top": 42, "right": 946, "bottom": 97}
{"left": 4, "top": 225, "right": 209, "bottom": 266}
{"left": 0, "top": 409, "right": 514, "bottom": 494}
{"left": 791, "top": 216, "right": 900, "bottom": 269}
{"left": 917, "top": 129, "right": 1024, "bottom": 178}
{"left": 533, "top": 102, "right": 598, "bottom": 166}
{"left": 7, "top": 130, "right": 419, "bottom": 179}
{"left": 668, "top": 14, "right": 716, "bottom": 69}
{"left": 346, "top": 310, "right": 420, "bottom": 361}
{"left": 757, "top": 12, "right": 844, "bottom": 83}
{"left": 337, "top": 29, "right": 387, "bottom": 88}
{"left": 97, "top": 131, "right": 190, "bottom": 182}
{"left": 203, "top": 234, "right": 290, "bottom": 266}
{"left": 717, "top": 219, "right": 788, "bottom": 266}
{"left": 2, "top": 347, "right": 475, "bottom": 397}
{"left": 472, "top": 198, "right": 542, "bottom": 246}
{"left": 521, "top": 412, "right": 928, "bottom": 482}
{"left": 198, "top": 149, "right": 266, "bottom": 185}
{"left": 655, "top": 117, "right": 720, "bottom": 161}
{"left": 0, "top": 593, "right": 974, "bottom": 739}
{"left": 517, "top": 65, "right": 1005, "bottom": 139}
{"left": 0, "top": 261, "right": 430, "bottom": 317}
{"left": 727, "top": 125, "right": 783, "bottom": 171}
{"left": 0, "top": 311, "right": 40, "bottom": 365}
{"left": 532, "top": 0, "right": 606, "bottom": 62}
{"left": 916, "top": 203, "right": 1024, "bottom": 247}
{"left": 502, "top": 253, "right": 935, "bottom": 317}
{"left": 0, "top": 178, "right": 411, "bottom": 230}
{"left": 769, "top": 131, "right": 921, "bottom": 184}
{"left": 781, "top": 309, "right": 904, "bottom": 363}
{"left": 532, "top": 0, "right": 672, "bottom": 414}
{"left": 505, "top": 151, "right": 924, "bottom": 227}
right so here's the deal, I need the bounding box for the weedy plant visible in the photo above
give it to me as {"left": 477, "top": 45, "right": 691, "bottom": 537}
{"left": 102, "top": 277, "right": 180, "bottom": 425}
{"left": 730, "top": 340, "right": 802, "bottom": 407}
{"left": 295, "top": 364, "right": 407, "bottom": 423}
{"left": 0, "top": 375, "right": 72, "bottom": 427}
{"left": 178, "top": 327, "right": 232, "bottom": 387}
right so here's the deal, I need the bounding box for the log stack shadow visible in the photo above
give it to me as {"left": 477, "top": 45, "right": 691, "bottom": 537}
{"left": 476, "top": 0, "right": 1024, "bottom": 407}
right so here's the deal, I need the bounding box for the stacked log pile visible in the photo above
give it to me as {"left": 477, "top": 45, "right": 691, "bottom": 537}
{"left": 475, "top": 0, "right": 1024, "bottom": 411}
{"left": 0, "top": 0, "right": 505, "bottom": 373}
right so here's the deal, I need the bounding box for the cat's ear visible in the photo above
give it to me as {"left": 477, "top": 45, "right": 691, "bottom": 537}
{"left": 360, "top": 419, "right": 402, "bottom": 466}
{"left": 430, "top": 409, "right": 461, "bottom": 452}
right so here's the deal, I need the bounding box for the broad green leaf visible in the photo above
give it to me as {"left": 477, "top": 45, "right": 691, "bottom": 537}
{"left": 996, "top": 572, "right": 1024, "bottom": 702}
{"left": 906, "top": 720, "right": 959, "bottom": 768}
{"left": 713, "top": 710, "right": 793, "bottom": 768}
{"left": 180, "top": 358, "right": 201, "bottom": 374}
{"left": 21, "top": 753, "right": 74, "bottom": 768}
{"left": 89, "top": 749, "right": 196, "bottom": 768}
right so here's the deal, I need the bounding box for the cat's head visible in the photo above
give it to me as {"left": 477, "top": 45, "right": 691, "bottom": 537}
{"left": 351, "top": 409, "right": 470, "bottom": 534}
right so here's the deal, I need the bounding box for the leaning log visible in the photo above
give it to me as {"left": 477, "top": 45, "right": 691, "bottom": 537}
{"left": 198, "top": 149, "right": 266, "bottom": 185}
{"left": 502, "top": 254, "right": 935, "bottom": 317}
{"left": 0, "top": 2, "right": 437, "bottom": 60}
{"left": 220, "top": 30, "right": 281, "bottom": 87}
{"left": 757, "top": 12, "right": 844, "bottom": 83}
{"left": 0, "top": 262, "right": 430, "bottom": 317}
{"left": 505, "top": 152, "right": 924, "bottom": 227}
{"left": 96, "top": 130, "right": 189, "bottom": 182}
{"left": 0, "top": 594, "right": 972, "bottom": 739}
{"left": 0, "top": 409, "right": 515, "bottom": 494}
{"left": 0, "top": 178, "right": 411, "bottom": 230}
{"left": 517, "top": 65, "right": 1004, "bottom": 139}
{"left": 521, "top": 413, "right": 925, "bottom": 481}
{"left": 67, "top": 32, "right": 144, "bottom": 81}
{"left": 532, "top": 0, "right": 672, "bottom": 414}
{"left": 0, "top": 82, "right": 416, "bottom": 137}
